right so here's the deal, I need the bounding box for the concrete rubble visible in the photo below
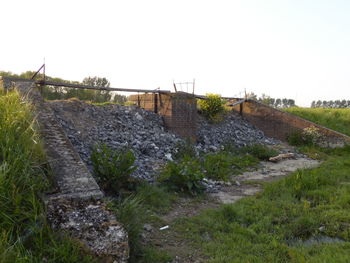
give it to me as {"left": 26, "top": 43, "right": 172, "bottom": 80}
{"left": 49, "top": 100, "right": 280, "bottom": 182}
{"left": 47, "top": 198, "right": 129, "bottom": 263}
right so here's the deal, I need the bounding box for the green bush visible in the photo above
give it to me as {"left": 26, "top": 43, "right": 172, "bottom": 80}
{"left": 287, "top": 131, "right": 306, "bottom": 146}
{"left": 287, "top": 127, "right": 322, "bottom": 147}
{"left": 91, "top": 144, "right": 136, "bottom": 192}
{"left": 242, "top": 144, "right": 278, "bottom": 161}
{"left": 158, "top": 155, "right": 205, "bottom": 195}
{"left": 198, "top": 93, "right": 226, "bottom": 121}
{"left": 202, "top": 152, "right": 233, "bottom": 181}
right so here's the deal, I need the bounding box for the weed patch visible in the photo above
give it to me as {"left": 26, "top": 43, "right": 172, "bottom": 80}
{"left": 159, "top": 155, "right": 205, "bottom": 195}
{"left": 0, "top": 90, "right": 94, "bottom": 262}
{"left": 175, "top": 146, "right": 350, "bottom": 262}
{"left": 91, "top": 143, "right": 137, "bottom": 193}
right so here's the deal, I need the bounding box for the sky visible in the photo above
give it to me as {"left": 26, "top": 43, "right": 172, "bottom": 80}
{"left": 1, "top": 0, "right": 350, "bottom": 107}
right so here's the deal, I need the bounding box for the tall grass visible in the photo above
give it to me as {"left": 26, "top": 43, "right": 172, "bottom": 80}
{"left": 176, "top": 146, "right": 350, "bottom": 262}
{"left": 0, "top": 90, "right": 94, "bottom": 262}
{"left": 285, "top": 107, "right": 350, "bottom": 136}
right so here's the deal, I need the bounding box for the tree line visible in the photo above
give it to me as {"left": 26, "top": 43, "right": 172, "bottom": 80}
{"left": 248, "top": 93, "right": 296, "bottom": 108}
{"left": 311, "top": 100, "right": 350, "bottom": 108}
{"left": 0, "top": 71, "right": 127, "bottom": 104}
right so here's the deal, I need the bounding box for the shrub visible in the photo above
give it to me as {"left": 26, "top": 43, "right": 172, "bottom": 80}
{"left": 158, "top": 156, "right": 205, "bottom": 195}
{"left": 202, "top": 152, "right": 233, "bottom": 181}
{"left": 91, "top": 144, "right": 136, "bottom": 192}
{"left": 242, "top": 144, "right": 278, "bottom": 160}
{"left": 287, "top": 126, "right": 322, "bottom": 146}
{"left": 198, "top": 94, "right": 226, "bottom": 121}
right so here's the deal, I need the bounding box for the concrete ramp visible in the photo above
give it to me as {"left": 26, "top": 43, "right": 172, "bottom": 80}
{"left": 13, "top": 80, "right": 103, "bottom": 200}
{"left": 1, "top": 79, "right": 128, "bottom": 262}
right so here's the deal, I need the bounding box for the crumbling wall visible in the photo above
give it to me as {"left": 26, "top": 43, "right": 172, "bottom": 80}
{"left": 231, "top": 99, "right": 350, "bottom": 147}
{"left": 129, "top": 92, "right": 197, "bottom": 139}
{"left": 6, "top": 79, "right": 129, "bottom": 262}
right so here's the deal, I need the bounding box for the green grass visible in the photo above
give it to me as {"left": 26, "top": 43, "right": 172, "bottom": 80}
{"left": 285, "top": 107, "right": 350, "bottom": 136}
{"left": 0, "top": 90, "right": 95, "bottom": 262}
{"left": 175, "top": 146, "right": 350, "bottom": 262}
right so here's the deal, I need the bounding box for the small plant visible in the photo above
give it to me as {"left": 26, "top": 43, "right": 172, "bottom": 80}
{"left": 135, "top": 182, "right": 176, "bottom": 213}
{"left": 91, "top": 144, "right": 136, "bottom": 192}
{"left": 202, "top": 152, "right": 233, "bottom": 181}
{"left": 287, "top": 126, "right": 322, "bottom": 146}
{"left": 158, "top": 155, "right": 205, "bottom": 195}
{"left": 112, "top": 195, "right": 146, "bottom": 262}
{"left": 198, "top": 94, "right": 226, "bottom": 122}
{"left": 242, "top": 144, "right": 278, "bottom": 160}
{"left": 173, "top": 138, "right": 196, "bottom": 160}
{"left": 302, "top": 126, "right": 322, "bottom": 145}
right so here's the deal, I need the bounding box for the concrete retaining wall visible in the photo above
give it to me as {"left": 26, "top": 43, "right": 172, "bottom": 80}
{"left": 3, "top": 79, "right": 129, "bottom": 262}
{"left": 230, "top": 99, "right": 350, "bottom": 147}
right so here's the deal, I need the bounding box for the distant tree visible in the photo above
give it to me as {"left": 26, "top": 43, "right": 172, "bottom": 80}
{"left": 287, "top": 99, "right": 295, "bottom": 107}
{"left": 113, "top": 94, "right": 127, "bottom": 104}
{"left": 275, "top": 98, "right": 282, "bottom": 108}
{"left": 81, "top": 76, "right": 112, "bottom": 103}
{"left": 311, "top": 101, "right": 316, "bottom": 108}
{"left": 315, "top": 100, "right": 322, "bottom": 107}
{"left": 82, "top": 76, "right": 110, "bottom": 88}
{"left": 246, "top": 92, "right": 257, "bottom": 100}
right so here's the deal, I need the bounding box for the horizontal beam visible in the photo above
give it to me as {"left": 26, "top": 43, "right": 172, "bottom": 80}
{"left": 37, "top": 80, "right": 172, "bottom": 94}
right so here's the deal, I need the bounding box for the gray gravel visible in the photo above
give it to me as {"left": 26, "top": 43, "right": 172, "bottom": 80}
{"left": 50, "top": 100, "right": 280, "bottom": 181}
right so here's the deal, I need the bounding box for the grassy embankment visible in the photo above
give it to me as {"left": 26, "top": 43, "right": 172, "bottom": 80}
{"left": 285, "top": 107, "right": 350, "bottom": 136}
{"left": 0, "top": 90, "right": 95, "bottom": 263}
{"left": 169, "top": 109, "right": 350, "bottom": 262}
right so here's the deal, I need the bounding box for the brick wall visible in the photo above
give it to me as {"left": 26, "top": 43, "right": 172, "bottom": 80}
{"left": 230, "top": 99, "right": 350, "bottom": 147}
{"left": 129, "top": 92, "right": 197, "bottom": 139}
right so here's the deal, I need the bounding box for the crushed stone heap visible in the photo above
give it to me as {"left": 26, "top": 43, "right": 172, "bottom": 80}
{"left": 197, "top": 114, "right": 279, "bottom": 152}
{"left": 49, "top": 100, "right": 279, "bottom": 181}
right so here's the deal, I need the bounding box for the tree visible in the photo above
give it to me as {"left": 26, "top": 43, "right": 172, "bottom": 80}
{"left": 113, "top": 94, "right": 127, "bottom": 104}
{"left": 82, "top": 76, "right": 110, "bottom": 87}
{"left": 81, "top": 76, "right": 112, "bottom": 102}
{"left": 275, "top": 98, "right": 282, "bottom": 108}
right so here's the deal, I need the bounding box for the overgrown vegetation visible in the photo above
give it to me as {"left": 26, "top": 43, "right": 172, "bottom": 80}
{"left": 159, "top": 155, "right": 206, "bottom": 195}
{"left": 198, "top": 94, "right": 226, "bottom": 122}
{"left": 0, "top": 90, "right": 95, "bottom": 263}
{"left": 159, "top": 142, "right": 272, "bottom": 194}
{"left": 242, "top": 143, "right": 278, "bottom": 161}
{"left": 285, "top": 107, "right": 350, "bottom": 136}
{"left": 175, "top": 146, "right": 350, "bottom": 262}
{"left": 91, "top": 144, "right": 137, "bottom": 193}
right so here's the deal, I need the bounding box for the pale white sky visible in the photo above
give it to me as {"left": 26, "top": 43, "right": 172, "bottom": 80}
{"left": 1, "top": 0, "right": 349, "bottom": 106}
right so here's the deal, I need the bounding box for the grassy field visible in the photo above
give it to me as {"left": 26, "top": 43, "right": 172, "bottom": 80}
{"left": 0, "top": 90, "right": 94, "bottom": 263}
{"left": 148, "top": 103, "right": 350, "bottom": 262}
{"left": 175, "top": 146, "right": 350, "bottom": 262}
{"left": 285, "top": 107, "right": 350, "bottom": 136}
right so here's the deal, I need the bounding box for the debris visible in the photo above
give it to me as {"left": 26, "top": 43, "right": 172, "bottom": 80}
{"left": 159, "top": 225, "right": 169, "bottom": 231}
{"left": 143, "top": 223, "right": 153, "bottom": 232}
{"left": 269, "top": 153, "right": 295, "bottom": 162}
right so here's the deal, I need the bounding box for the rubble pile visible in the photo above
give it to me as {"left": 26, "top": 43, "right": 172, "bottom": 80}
{"left": 49, "top": 100, "right": 279, "bottom": 181}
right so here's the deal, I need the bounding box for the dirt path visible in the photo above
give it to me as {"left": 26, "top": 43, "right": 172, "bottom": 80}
{"left": 143, "top": 157, "right": 321, "bottom": 262}
{"left": 211, "top": 157, "right": 320, "bottom": 204}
